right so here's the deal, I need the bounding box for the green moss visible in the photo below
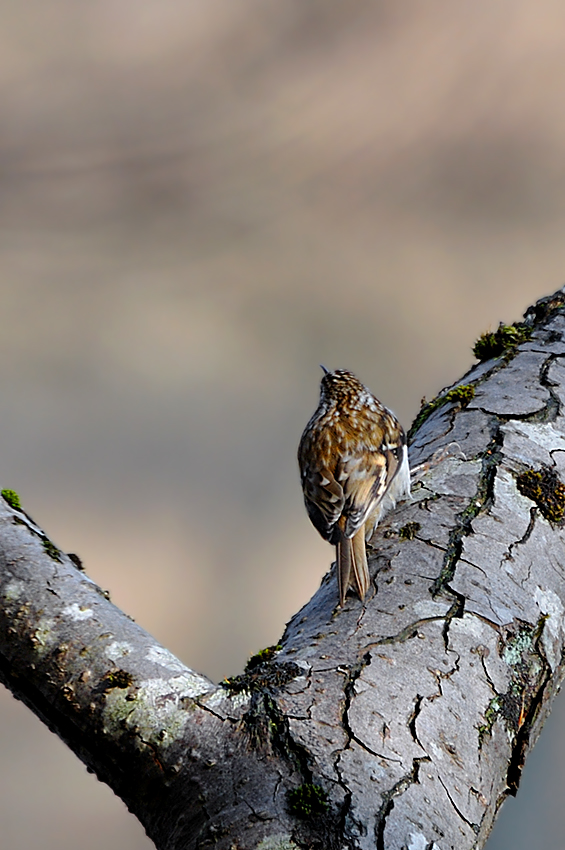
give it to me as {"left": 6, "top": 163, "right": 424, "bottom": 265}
{"left": 399, "top": 521, "right": 421, "bottom": 541}
{"left": 43, "top": 539, "right": 62, "bottom": 562}
{"left": 1, "top": 489, "right": 21, "bottom": 510}
{"left": 287, "top": 784, "right": 329, "bottom": 819}
{"left": 473, "top": 322, "right": 531, "bottom": 362}
{"left": 479, "top": 619, "right": 547, "bottom": 760}
{"left": 524, "top": 289, "right": 565, "bottom": 325}
{"left": 246, "top": 644, "right": 282, "bottom": 670}
{"left": 447, "top": 384, "right": 476, "bottom": 406}
{"left": 222, "top": 646, "right": 300, "bottom": 695}
{"left": 222, "top": 656, "right": 300, "bottom": 695}
{"left": 478, "top": 695, "right": 503, "bottom": 748}
{"left": 239, "top": 693, "right": 277, "bottom": 749}
{"left": 408, "top": 384, "right": 475, "bottom": 442}
{"left": 96, "top": 669, "right": 134, "bottom": 694}
{"left": 517, "top": 466, "right": 565, "bottom": 523}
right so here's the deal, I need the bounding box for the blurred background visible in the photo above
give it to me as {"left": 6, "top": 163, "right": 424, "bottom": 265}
{"left": 0, "top": 1, "right": 564, "bottom": 847}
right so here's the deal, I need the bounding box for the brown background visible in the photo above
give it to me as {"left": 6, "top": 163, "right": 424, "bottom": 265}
{"left": 0, "top": 2, "right": 564, "bottom": 847}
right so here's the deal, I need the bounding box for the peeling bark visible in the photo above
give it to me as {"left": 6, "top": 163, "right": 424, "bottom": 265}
{"left": 2, "top": 288, "right": 565, "bottom": 849}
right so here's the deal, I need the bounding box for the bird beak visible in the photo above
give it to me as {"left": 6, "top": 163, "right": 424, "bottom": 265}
{"left": 320, "top": 364, "right": 329, "bottom": 375}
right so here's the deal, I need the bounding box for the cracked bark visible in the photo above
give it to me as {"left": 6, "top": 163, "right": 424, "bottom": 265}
{"left": 2, "top": 288, "right": 565, "bottom": 850}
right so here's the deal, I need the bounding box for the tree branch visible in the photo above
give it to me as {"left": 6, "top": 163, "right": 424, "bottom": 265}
{"left": 2, "top": 287, "right": 565, "bottom": 849}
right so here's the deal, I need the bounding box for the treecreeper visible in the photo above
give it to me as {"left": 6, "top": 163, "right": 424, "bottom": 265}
{"left": 298, "top": 367, "right": 410, "bottom": 606}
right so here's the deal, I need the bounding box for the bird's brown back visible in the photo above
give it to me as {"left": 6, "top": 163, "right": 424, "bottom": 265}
{"left": 298, "top": 369, "right": 406, "bottom": 544}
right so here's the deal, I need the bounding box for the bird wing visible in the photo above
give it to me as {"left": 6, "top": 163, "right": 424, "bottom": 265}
{"left": 340, "top": 443, "right": 401, "bottom": 539}
{"left": 301, "top": 466, "right": 344, "bottom": 541}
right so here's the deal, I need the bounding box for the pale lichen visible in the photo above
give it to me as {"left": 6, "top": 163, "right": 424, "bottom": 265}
{"left": 62, "top": 603, "right": 93, "bottom": 621}
{"left": 256, "top": 836, "right": 299, "bottom": 850}
{"left": 105, "top": 641, "right": 135, "bottom": 662}
{"left": 2, "top": 579, "right": 25, "bottom": 601}
{"left": 30, "top": 616, "right": 57, "bottom": 657}
{"left": 203, "top": 688, "right": 250, "bottom": 712}
{"left": 103, "top": 674, "right": 199, "bottom": 746}
{"left": 408, "top": 833, "right": 440, "bottom": 850}
{"left": 146, "top": 644, "right": 189, "bottom": 673}
{"left": 502, "top": 631, "right": 536, "bottom": 667}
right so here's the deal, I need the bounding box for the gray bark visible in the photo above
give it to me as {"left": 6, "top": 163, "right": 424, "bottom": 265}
{"left": 2, "top": 288, "right": 565, "bottom": 850}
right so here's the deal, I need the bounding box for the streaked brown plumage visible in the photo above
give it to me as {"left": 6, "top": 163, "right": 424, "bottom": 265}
{"left": 298, "top": 368, "right": 410, "bottom": 606}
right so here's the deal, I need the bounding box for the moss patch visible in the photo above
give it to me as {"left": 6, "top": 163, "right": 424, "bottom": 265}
{"left": 246, "top": 644, "right": 282, "bottom": 670}
{"left": 1, "top": 489, "right": 21, "bottom": 510}
{"left": 287, "top": 784, "right": 329, "bottom": 819}
{"left": 477, "top": 618, "right": 548, "bottom": 788}
{"left": 408, "top": 384, "right": 475, "bottom": 443}
{"left": 473, "top": 323, "right": 531, "bottom": 362}
{"left": 95, "top": 669, "right": 134, "bottom": 694}
{"left": 223, "top": 663, "right": 300, "bottom": 694}
{"left": 399, "top": 521, "right": 421, "bottom": 541}
{"left": 222, "top": 645, "right": 300, "bottom": 695}
{"left": 478, "top": 695, "right": 503, "bottom": 748}
{"left": 523, "top": 289, "right": 565, "bottom": 326}
{"left": 43, "top": 539, "right": 62, "bottom": 562}
{"left": 517, "top": 466, "right": 565, "bottom": 523}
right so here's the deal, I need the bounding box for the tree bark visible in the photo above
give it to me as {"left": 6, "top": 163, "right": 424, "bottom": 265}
{"left": 2, "top": 288, "right": 565, "bottom": 850}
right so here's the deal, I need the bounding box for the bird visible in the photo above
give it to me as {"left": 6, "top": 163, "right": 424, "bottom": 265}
{"left": 298, "top": 367, "right": 410, "bottom": 607}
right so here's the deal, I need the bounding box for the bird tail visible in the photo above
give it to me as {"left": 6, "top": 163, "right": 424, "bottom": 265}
{"left": 337, "top": 525, "right": 370, "bottom": 606}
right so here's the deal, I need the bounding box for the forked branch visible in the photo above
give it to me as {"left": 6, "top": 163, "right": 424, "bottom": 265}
{"left": 2, "top": 288, "right": 565, "bottom": 849}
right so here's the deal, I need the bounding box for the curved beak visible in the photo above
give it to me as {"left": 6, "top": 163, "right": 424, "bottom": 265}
{"left": 320, "top": 364, "right": 330, "bottom": 375}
